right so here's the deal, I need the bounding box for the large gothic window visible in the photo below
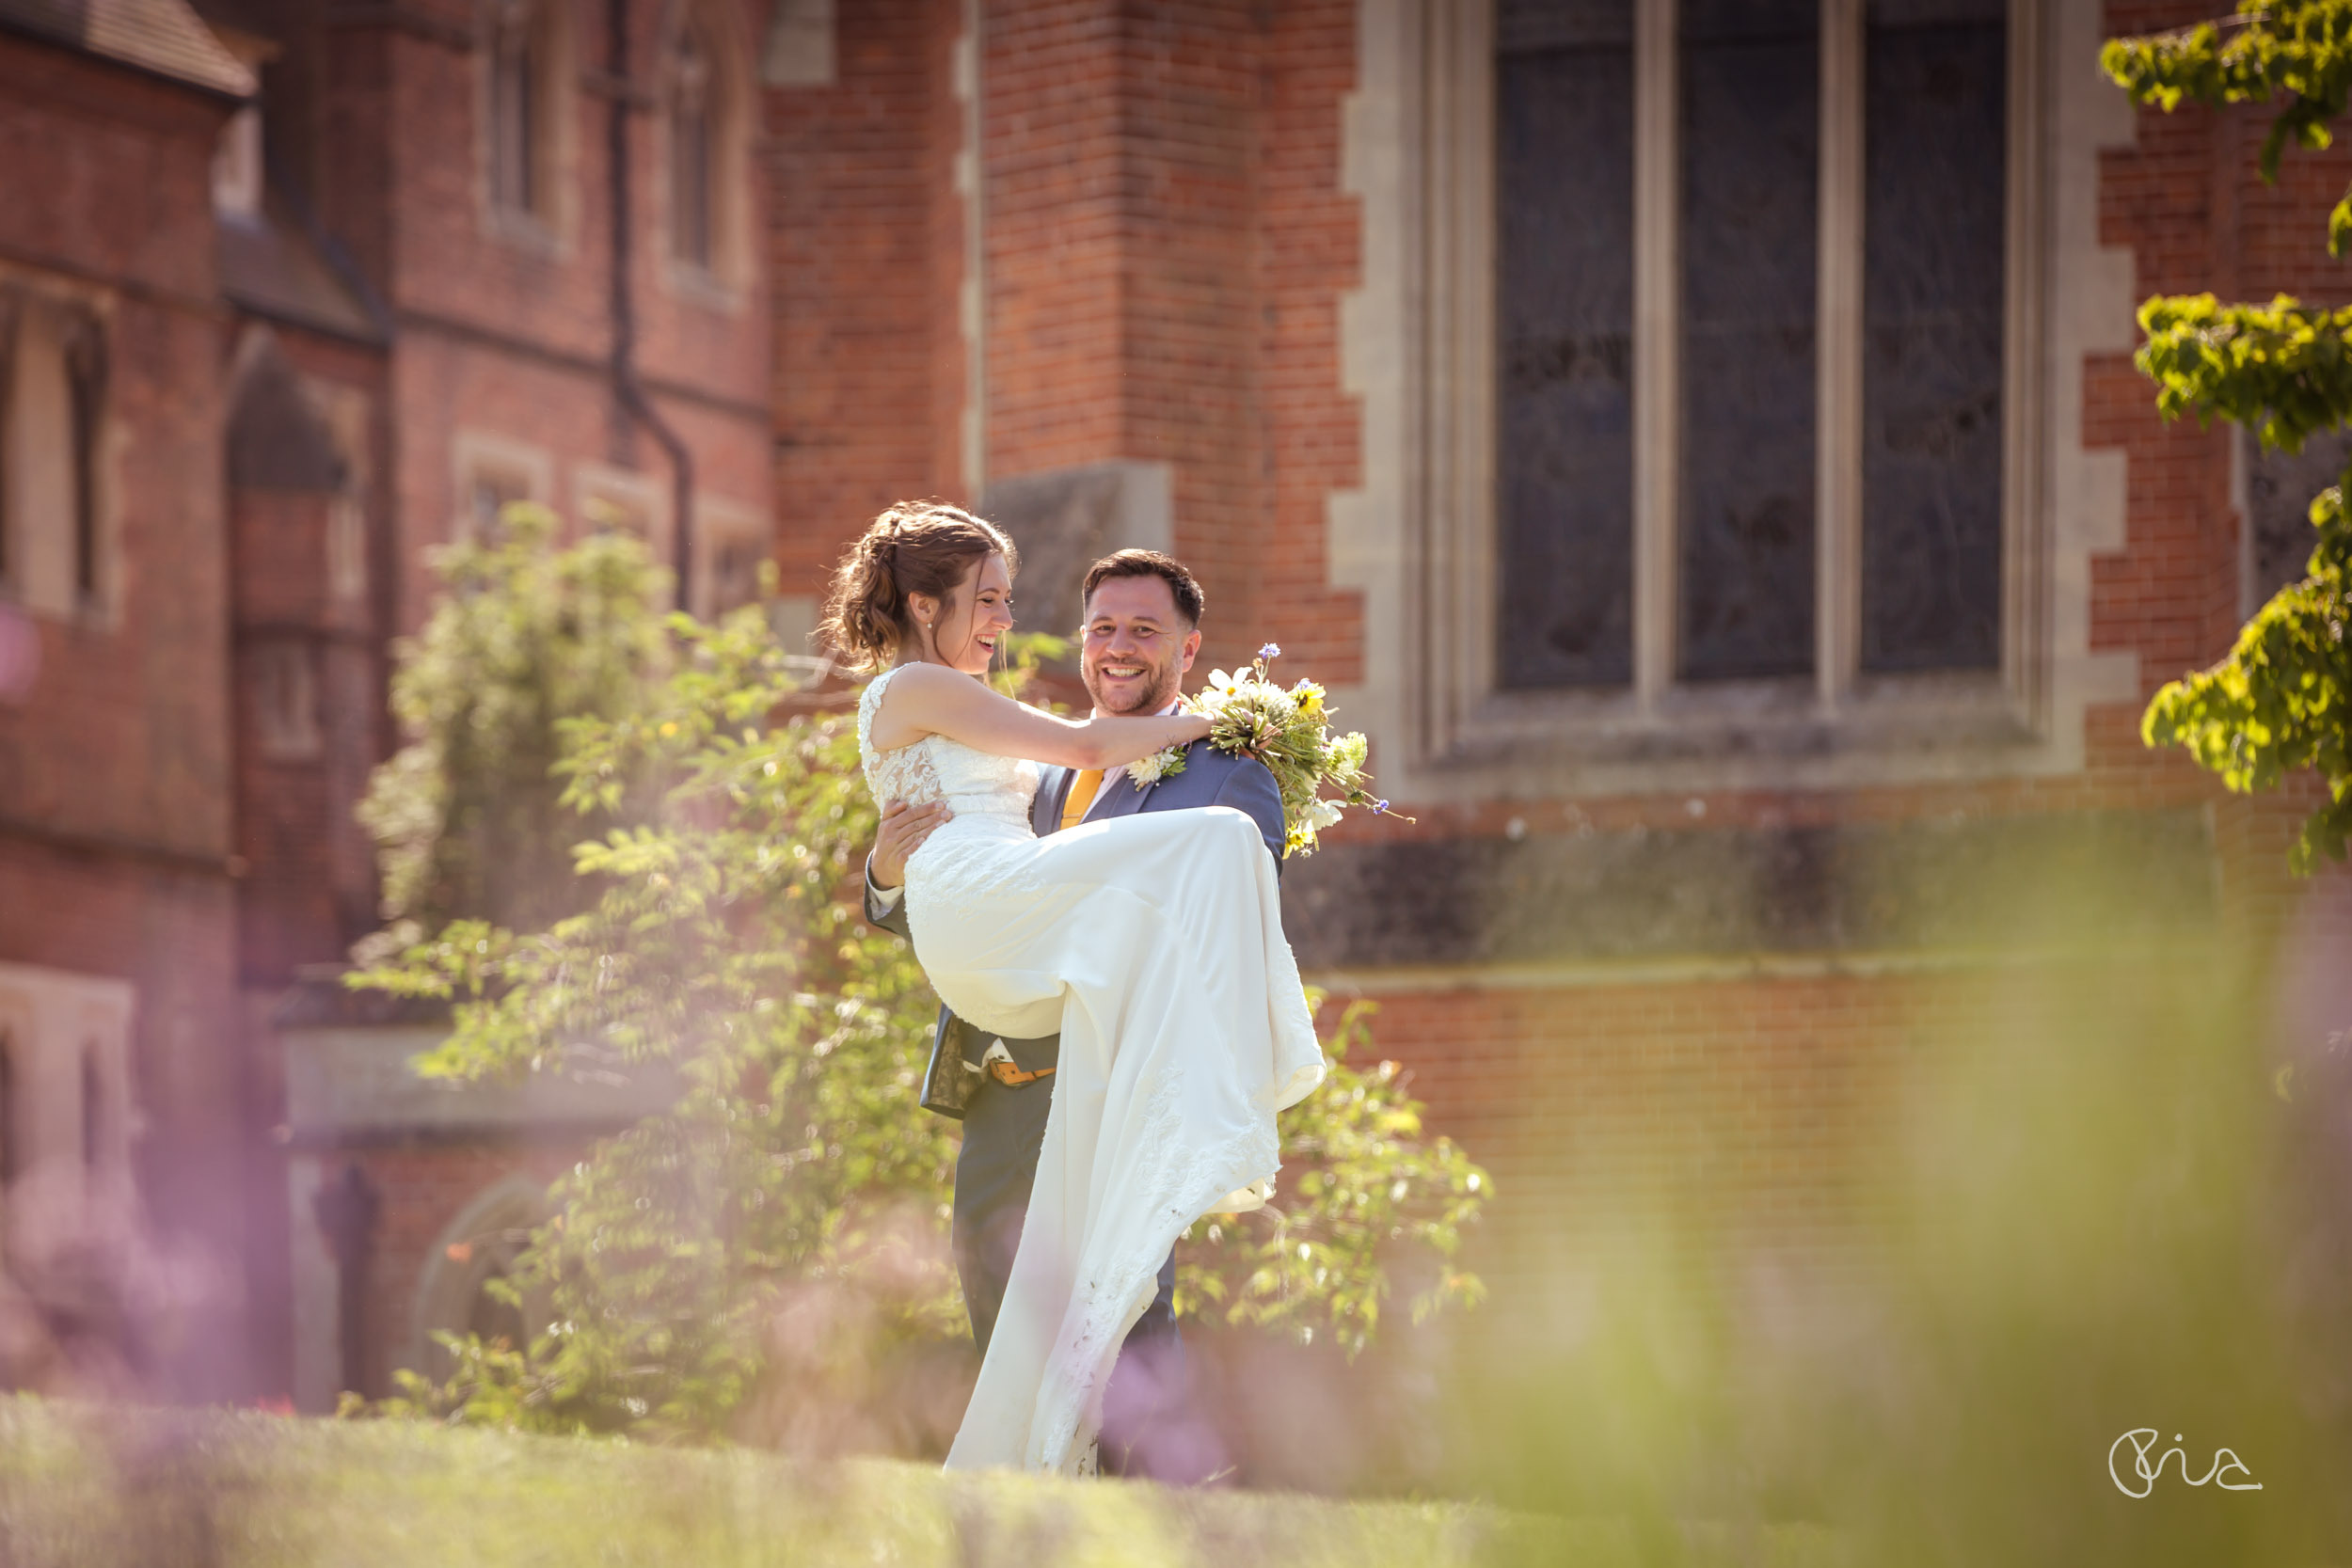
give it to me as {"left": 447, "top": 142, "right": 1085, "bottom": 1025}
{"left": 1495, "top": 0, "right": 2010, "bottom": 694}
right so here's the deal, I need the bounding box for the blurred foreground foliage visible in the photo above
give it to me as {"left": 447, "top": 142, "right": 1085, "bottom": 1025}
{"left": 2105, "top": 6, "right": 2352, "bottom": 870}
{"left": 1442, "top": 891, "right": 2352, "bottom": 1566}
{"left": 344, "top": 517, "right": 1485, "bottom": 1440}
{"left": 0, "top": 1399, "right": 1599, "bottom": 1568}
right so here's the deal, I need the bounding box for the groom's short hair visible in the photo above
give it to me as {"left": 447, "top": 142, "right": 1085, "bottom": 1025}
{"left": 1081, "top": 549, "right": 1204, "bottom": 626}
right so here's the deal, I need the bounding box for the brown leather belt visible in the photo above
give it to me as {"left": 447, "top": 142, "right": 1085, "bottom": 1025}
{"left": 988, "top": 1059, "right": 1055, "bottom": 1087}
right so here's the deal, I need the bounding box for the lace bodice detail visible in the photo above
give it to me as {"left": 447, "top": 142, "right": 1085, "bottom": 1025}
{"left": 856, "top": 666, "right": 1041, "bottom": 828}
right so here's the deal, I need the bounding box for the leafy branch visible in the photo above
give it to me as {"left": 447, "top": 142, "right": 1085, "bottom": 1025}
{"left": 2104, "top": 6, "right": 2352, "bottom": 869}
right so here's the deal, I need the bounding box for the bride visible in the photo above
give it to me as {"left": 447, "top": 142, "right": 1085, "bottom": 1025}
{"left": 825, "top": 500, "right": 1325, "bottom": 1473}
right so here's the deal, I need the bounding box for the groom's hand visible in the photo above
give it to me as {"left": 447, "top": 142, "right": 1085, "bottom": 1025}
{"left": 871, "top": 798, "right": 952, "bottom": 890}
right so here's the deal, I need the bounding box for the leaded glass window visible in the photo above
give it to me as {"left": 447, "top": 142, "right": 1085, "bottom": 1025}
{"left": 1491, "top": 0, "right": 2016, "bottom": 702}
{"left": 1678, "top": 0, "right": 1819, "bottom": 681}
{"left": 1859, "top": 0, "right": 2006, "bottom": 673}
{"left": 1497, "top": 0, "right": 1638, "bottom": 689}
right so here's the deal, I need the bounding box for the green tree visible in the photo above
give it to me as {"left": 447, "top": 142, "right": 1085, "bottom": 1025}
{"left": 356, "top": 503, "right": 671, "bottom": 935}
{"left": 350, "top": 529, "right": 1486, "bottom": 1439}
{"left": 2105, "top": 4, "right": 2352, "bottom": 870}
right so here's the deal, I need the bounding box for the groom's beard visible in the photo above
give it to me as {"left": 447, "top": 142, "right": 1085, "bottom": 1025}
{"left": 1083, "top": 659, "right": 1182, "bottom": 717}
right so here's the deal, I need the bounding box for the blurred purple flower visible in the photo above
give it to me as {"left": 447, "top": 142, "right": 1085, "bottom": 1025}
{"left": 1371, "top": 799, "right": 1390, "bottom": 816}
{"left": 1258, "top": 642, "right": 1281, "bottom": 661}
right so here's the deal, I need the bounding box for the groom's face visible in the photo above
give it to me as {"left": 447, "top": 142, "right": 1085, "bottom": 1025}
{"left": 1080, "top": 575, "right": 1200, "bottom": 716}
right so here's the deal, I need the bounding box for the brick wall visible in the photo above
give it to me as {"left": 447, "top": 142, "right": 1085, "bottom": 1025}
{"left": 991, "top": 2, "right": 1267, "bottom": 659}
{"left": 1337, "top": 974, "right": 1926, "bottom": 1263}
{"left": 207, "top": 0, "right": 775, "bottom": 1400}
{"left": 0, "top": 31, "right": 252, "bottom": 1399}
{"left": 300, "top": 0, "right": 773, "bottom": 637}
{"left": 1336, "top": 0, "right": 2342, "bottom": 1291}
{"left": 760, "top": 0, "right": 2347, "bottom": 1308}
{"left": 206, "top": 0, "right": 2352, "bottom": 1410}
{"left": 766, "top": 0, "right": 963, "bottom": 604}
{"left": 1257, "top": 0, "right": 1366, "bottom": 683}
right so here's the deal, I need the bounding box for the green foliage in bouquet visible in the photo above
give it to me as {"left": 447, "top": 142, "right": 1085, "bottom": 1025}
{"left": 1166, "top": 645, "right": 1406, "bottom": 858}
{"left": 2105, "top": 6, "right": 2352, "bottom": 870}
{"left": 345, "top": 534, "right": 1485, "bottom": 1438}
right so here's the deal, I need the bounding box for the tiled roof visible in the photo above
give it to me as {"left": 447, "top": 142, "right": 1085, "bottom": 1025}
{"left": 220, "top": 205, "right": 387, "bottom": 345}
{"left": 0, "top": 0, "right": 253, "bottom": 98}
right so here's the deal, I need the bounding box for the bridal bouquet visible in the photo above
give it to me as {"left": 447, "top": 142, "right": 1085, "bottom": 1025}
{"left": 1129, "top": 643, "right": 1406, "bottom": 857}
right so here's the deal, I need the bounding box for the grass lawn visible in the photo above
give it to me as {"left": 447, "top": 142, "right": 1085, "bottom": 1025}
{"left": 0, "top": 1397, "right": 1847, "bottom": 1567}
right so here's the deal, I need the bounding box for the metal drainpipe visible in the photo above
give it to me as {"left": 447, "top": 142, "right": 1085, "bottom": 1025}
{"left": 607, "top": 0, "right": 695, "bottom": 600}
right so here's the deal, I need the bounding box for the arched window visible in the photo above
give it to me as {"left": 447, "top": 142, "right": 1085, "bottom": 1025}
{"left": 668, "top": 11, "right": 717, "bottom": 269}
{"left": 664, "top": 2, "right": 745, "bottom": 285}
{"left": 411, "top": 1178, "right": 552, "bottom": 1378}
{"left": 1, "top": 292, "right": 109, "bottom": 621}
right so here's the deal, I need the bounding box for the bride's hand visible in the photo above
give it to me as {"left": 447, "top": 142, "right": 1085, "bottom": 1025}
{"left": 1173, "top": 710, "right": 1214, "bottom": 745}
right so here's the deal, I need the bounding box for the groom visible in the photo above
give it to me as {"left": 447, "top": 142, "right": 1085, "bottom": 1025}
{"left": 863, "top": 548, "right": 1286, "bottom": 1476}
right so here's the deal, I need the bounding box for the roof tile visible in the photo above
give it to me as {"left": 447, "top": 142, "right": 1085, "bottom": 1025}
{"left": 0, "top": 0, "right": 254, "bottom": 98}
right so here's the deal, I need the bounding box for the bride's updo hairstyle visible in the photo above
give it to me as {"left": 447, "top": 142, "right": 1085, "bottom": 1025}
{"left": 821, "top": 500, "right": 1019, "bottom": 673}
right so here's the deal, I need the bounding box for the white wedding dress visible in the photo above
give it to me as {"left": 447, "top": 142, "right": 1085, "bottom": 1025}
{"left": 857, "top": 666, "right": 1326, "bottom": 1473}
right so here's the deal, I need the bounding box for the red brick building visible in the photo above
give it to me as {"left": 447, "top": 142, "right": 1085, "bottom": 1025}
{"left": 213, "top": 0, "right": 778, "bottom": 1406}
{"left": 9, "top": 0, "right": 2351, "bottom": 1439}
{"left": 756, "top": 0, "right": 2352, "bottom": 1377}
{"left": 0, "top": 0, "right": 256, "bottom": 1401}
{"left": 199, "top": 0, "right": 775, "bottom": 1406}
{"left": 0, "top": 0, "right": 773, "bottom": 1404}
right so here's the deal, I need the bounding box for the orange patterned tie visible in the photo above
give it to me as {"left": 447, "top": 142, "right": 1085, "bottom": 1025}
{"left": 1058, "top": 768, "right": 1104, "bottom": 831}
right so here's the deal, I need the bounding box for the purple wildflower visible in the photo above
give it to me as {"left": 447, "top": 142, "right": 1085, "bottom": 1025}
{"left": 1258, "top": 642, "right": 1282, "bottom": 661}
{"left": 1371, "top": 799, "right": 1391, "bottom": 816}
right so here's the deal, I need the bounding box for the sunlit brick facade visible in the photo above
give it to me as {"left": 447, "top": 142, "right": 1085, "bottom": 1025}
{"left": 762, "top": 0, "right": 2352, "bottom": 1348}
{"left": 0, "top": 0, "right": 256, "bottom": 1402}
{"left": 8, "top": 0, "right": 2350, "bottom": 1432}
{"left": 206, "top": 0, "right": 777, "bottom": 1405}
{"left": 0, "top": 0, "right": 773, "bottom": 1404}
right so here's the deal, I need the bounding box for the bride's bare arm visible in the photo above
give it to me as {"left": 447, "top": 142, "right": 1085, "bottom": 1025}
{"left": 868, "top": 663, "right": 1211, "bottom": 768}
